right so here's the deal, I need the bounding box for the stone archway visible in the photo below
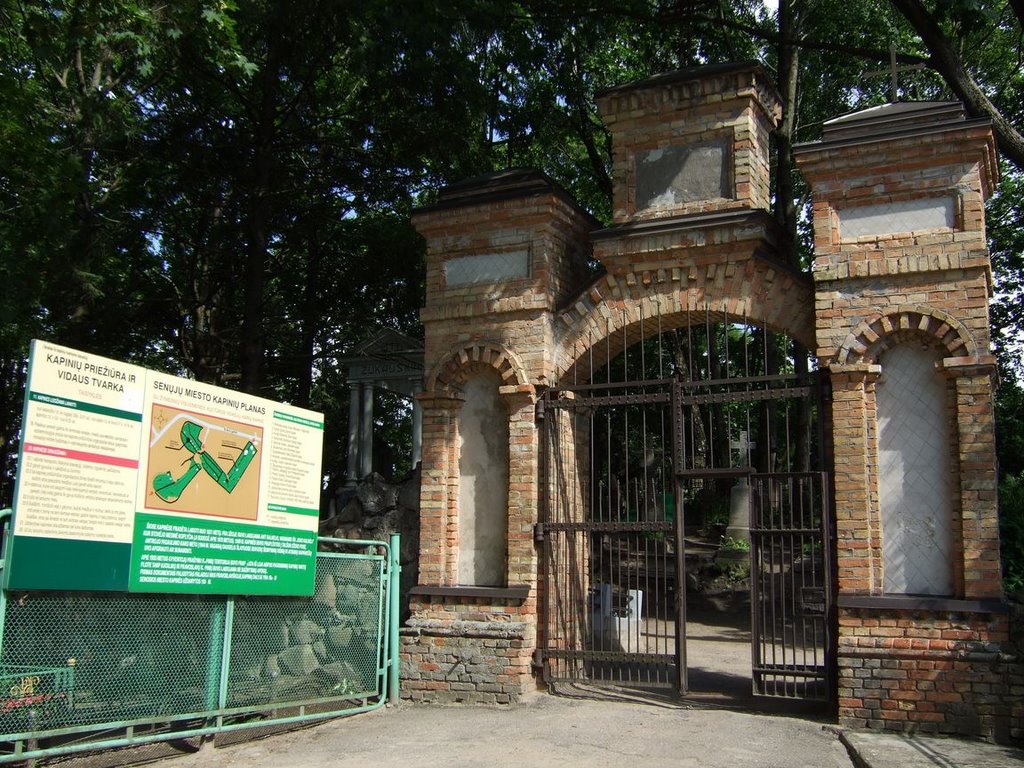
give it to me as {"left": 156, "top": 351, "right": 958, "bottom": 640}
{"left": 553, "top": 255, "right": 815, "bottom": 383}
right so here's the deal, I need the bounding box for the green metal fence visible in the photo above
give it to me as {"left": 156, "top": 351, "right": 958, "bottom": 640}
{"left": 0, "top": 512, "right": 400, "bottom": 764}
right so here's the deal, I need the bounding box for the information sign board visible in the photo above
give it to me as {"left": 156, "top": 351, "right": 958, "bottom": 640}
{"left": 7, "top": 340, "right": 323, "bottom": 596}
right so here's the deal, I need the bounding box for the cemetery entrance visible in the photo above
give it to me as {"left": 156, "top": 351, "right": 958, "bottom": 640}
{"left": 537, "top": 319, "right": 834, "bottom": 705}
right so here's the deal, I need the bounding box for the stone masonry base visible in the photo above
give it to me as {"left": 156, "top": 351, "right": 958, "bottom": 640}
{"left": 837, "top": 606, "right": 1020, "bottom": 741}
{"left": 400, "top": 620, "right": 534, "bottom": 704}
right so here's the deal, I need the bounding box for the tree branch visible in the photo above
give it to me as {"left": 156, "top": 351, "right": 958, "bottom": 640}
{"left": 890, "top": 0, "right": 1024, "bottom": 172}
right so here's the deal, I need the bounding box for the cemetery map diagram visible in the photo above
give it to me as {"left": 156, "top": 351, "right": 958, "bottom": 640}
{"left": 146, "top": 405, "right": 262, "bottom": 520}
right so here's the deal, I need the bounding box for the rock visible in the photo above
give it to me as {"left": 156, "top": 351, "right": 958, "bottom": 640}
{"left": 374, "top": 509, "right": 403, "bottom": 537}
{"left": 357, "top": 473, "right": 398, "bottom": 513}
{"left": 288, "top": 618, "right": 324, "bottom": 645}
{"left": 270, "top": 674, "right": 317, "bottom": 700}
{"left": 265, "top": 654, "right": 281, "bottom": 678}
{"left": 314, "top": 573, "right": 338, "bottom": 606}
{"left": 397, "top": 467, "right": 420, "bottom": 509}
{"left": 336, "top": 497, "right": 363, "bottom": 525}
{"left": 312, "top": 640, "right": 328, "bottom": 660}
{"left": 328, "top": 486, "right": 357, "bottom": 518}
{"left": 278, "top": 644, "right": 321, "bottom": 677}
{"left": 317, "top": 661, "right": 362, "bottom": 691}
{"left": 326, "top": 624, "right": 354, "bottom": 651}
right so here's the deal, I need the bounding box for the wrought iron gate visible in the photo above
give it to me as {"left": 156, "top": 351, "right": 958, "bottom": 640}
{"left": 749, "top": 472, "right": 832, "bottom": 700}
{"left": 538, "top": 319, "right": 834, "bottom": 704}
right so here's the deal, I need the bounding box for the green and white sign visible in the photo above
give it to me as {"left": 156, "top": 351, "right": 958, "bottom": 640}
{"left": 7, "top": 340, "right": 323, "bottom": 596}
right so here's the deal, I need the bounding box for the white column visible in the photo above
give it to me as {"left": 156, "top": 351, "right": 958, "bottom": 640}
{"left": 411, "top": 386, "right": 423, "bottom": 468}
{"left": 360, "top": 381, "right": 374, "bottom": 478}
{"left": 346, "top": 383, "right": 361, "bottom": 486}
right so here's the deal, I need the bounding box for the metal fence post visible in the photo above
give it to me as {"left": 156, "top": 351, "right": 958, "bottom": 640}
{"left": 388, "top": 533, "right": 401, "bottom": 705}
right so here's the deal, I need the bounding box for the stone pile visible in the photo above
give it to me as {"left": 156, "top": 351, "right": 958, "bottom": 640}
{"left": 318, "top": 467, "right": 420, "bottom": 620}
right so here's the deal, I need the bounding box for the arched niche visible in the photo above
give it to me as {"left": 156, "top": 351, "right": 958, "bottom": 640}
{"left": 876, "top": 344, "right": 954, "bottom": 596}
{"left": 457, "top": 371, "right": 509, "bottom": 586}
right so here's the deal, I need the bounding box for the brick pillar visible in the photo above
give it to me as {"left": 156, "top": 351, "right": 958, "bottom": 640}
{"left": 944, "top": 359, "right": 1002, "bottom": 600}
{"left": 502, "top": 388, "right": 539, "bottom": 589}
{"left": 829, "top": 364, "right": 881, "bottom": 595}
{"left": 414, "top": 392, "right": 463, "bottom": 586}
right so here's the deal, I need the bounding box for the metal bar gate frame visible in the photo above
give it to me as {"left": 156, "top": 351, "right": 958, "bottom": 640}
{"left": 537, "top": 370, "right": 835, "bottom": 704}
{"left": 0, "top": 511, "right": 401, "bottom": 764}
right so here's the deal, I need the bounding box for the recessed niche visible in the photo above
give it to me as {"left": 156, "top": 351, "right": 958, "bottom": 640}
{"left": 634, "top": 140, "right": 730, "bottom": 212}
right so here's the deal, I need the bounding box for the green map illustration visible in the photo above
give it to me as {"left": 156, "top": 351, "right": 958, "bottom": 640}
{"left": 147, "top": 406, "right": 262, "bottom": 520}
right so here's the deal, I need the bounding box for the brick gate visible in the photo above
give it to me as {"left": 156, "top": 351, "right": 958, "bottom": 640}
{"left": 399, "top": 62, "right": 1010, "bottom": 739}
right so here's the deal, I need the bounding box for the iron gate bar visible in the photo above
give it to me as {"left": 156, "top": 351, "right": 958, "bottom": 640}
{"left": 554, "top": 376, "right": 675, "bottom": 392}
{"left": 677, "top": 373, "right": 811, "bottom": 389}
{"left": 570, "top": 393, "right": 672, "bottom": 407}
{"left": 675, "top": 467, "right": 754, "bottom": 478}
{"left": 546, "top": 650, "right": 673, "bottom": 665}
{"left": 541, "top": 522, "right": 673, "bottom": 533}
{"left": 679, "top": 386, "right": 816, "bottom": 406}
{"left": 749, "top": 472, "right": 833, "bottom": 701}
{"left": 671, "top": 379, "right": 687, "bottom": 695}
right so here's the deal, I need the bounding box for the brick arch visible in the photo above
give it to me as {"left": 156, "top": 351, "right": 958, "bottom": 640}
{"left": 553, "top": 258, "right": 815, "bottom": 383}
{"left": 424, "top": 341, "right": 530, "bottom": 396}
{"left": 837, "top": 307, "right": 978, "bottom": 365}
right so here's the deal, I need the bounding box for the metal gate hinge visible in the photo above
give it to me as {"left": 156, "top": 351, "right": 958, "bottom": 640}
{"left": 533, "top": 523, "right": 545, "bottom": 542}
{"left": 535, "top": 397, "right": 546, "bottom": 422}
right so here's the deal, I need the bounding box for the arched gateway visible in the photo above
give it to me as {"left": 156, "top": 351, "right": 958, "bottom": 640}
{"left": 402, "top": 63, "right": 1007, "bottom": 738}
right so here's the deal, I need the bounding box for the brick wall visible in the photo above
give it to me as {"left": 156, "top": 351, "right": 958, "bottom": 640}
{"left": 837, "top": 606, "right": 1012, "bottom": 738}
{"left": 597, "top": 62, "right": 782, "bottom": 222}
{"left": 796, "top": 103, "right": 1007, "bottom": 738}
{"left": 401, "top": 594, "right": 535, "bottom": 704}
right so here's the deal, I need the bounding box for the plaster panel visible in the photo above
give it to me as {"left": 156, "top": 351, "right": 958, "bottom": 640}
{"left": 458, "top": 374, "right": 509, "bottom": 586}
{"left": 878, "top": 345, "right": 954, "bottom": 595}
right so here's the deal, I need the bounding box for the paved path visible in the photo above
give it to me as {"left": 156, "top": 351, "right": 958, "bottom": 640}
{"left": 170, "top": 694, "right": 854, "bottom": 768}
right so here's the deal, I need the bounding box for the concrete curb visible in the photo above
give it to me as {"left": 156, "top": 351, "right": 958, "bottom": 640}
{"left": 839, "top": 730, "right": 1024, "bottom": 768}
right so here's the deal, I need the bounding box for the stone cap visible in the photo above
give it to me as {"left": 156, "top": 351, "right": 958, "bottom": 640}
{"left": 414, "top": 167, "right": 599, "bottom": 225}
{"left": 596, "top": 59, "right": 777, "bottom": 103}
{"left": 822, "top": 101, "right": 966, "bottom": 140}
{"left": 795, "top": 100, "right": 993, "bottom": 156}
{"left": 794, "top": 100, "right": 999, "bottom": 197}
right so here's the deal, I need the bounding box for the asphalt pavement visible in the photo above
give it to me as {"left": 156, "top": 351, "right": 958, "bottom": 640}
{"left": 158, "top": 693, "right": 1024, "bottom": 768}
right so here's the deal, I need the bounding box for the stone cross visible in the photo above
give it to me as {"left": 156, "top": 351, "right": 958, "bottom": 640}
{"left": 730, "top": 430, "right": 755, "bottom": 460}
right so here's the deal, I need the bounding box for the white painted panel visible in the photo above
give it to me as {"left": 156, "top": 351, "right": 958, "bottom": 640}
{"left": 458, "top": 375, "right": 508, "bottom": 586}
{"left": 444, "top": 250, "right": 530, "bottom": 286}
{"left": 878, "top": 345, "right": 953, "bottom": 595}
{"left": 838, "top": 197, "right": 955, "bottom": 239}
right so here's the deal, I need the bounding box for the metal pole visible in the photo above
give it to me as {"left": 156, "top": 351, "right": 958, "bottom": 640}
{"left": 205, "top": 603, "right": 226, "bottom": 711}
{"left": 217, "top": 599, "right": 235, "bottom": 710}
{"left": 388, "top": 533, "right": 401, "bottom": 705}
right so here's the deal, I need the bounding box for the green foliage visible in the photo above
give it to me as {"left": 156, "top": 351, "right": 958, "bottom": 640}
{"left": 1000, "top": 473, "right": 1024, "bottom": 593}
{"left": 720, "top": 536, "right": 751, "bottom": 552}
